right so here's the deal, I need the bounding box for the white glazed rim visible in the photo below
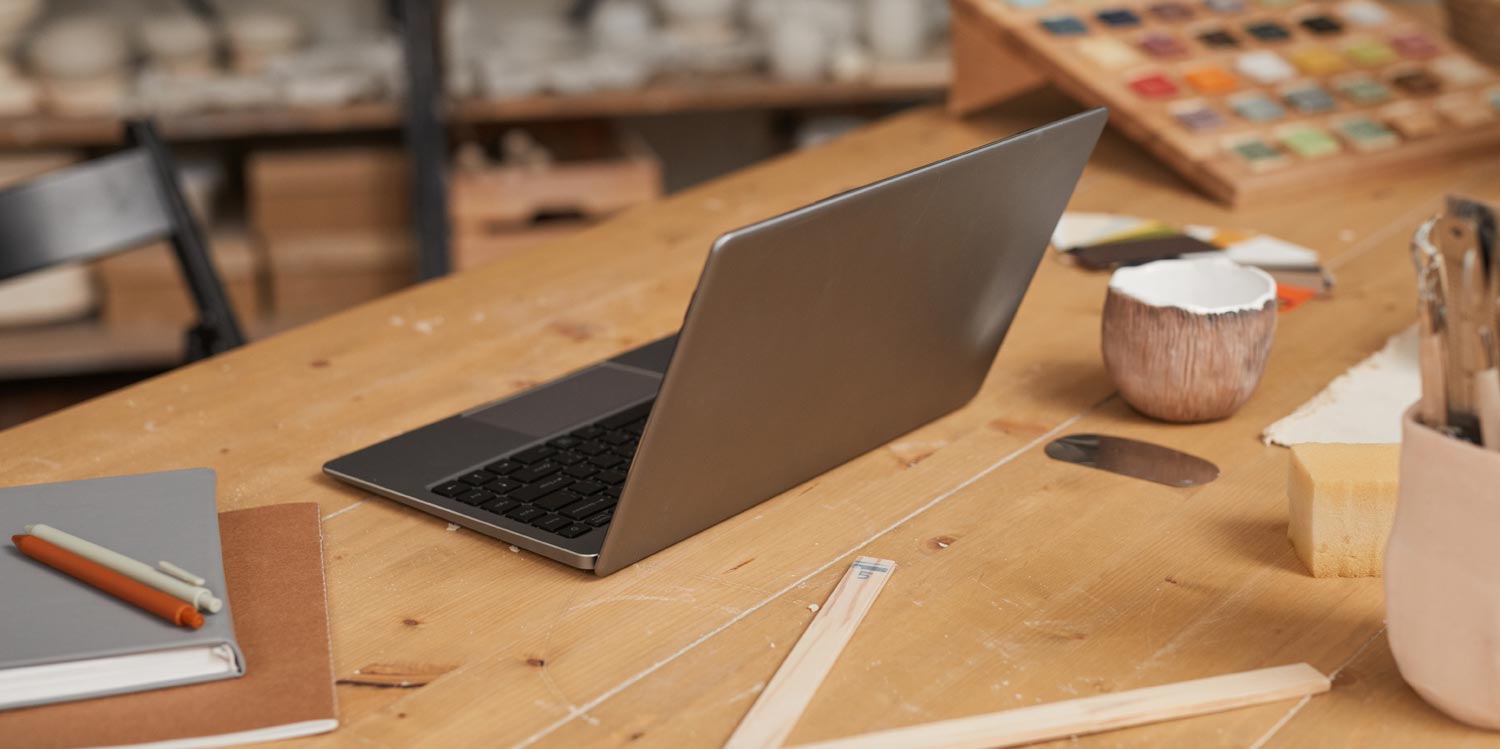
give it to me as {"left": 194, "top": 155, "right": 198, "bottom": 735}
{"left": 1108, "top": 256, "right": 1277, "bottom": 315}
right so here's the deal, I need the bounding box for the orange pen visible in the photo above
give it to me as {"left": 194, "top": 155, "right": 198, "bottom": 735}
{"left": 12, "top": 534, "right": 203, "bottom": 629}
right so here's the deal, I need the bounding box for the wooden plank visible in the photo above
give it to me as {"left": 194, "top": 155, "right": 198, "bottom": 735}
{"left": 726, "top": 557, "right": 897, "bottom": 749}
{"left": 792, "top": 664, "right": 1329, "bottom": 749}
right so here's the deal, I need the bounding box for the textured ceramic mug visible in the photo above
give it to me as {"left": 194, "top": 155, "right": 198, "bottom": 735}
{"left": 1385, "top": 407, "right": 1500, "bottom": 728}
{"left": 1101, "top": 257, "right": 1278, "bottom": 422}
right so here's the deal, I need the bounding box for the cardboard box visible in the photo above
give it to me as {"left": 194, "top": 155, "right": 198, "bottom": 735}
{"left": 95, "top": 231, "right": 263, "bottom": 327}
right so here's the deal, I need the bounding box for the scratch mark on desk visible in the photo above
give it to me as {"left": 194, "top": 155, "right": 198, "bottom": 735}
{"left": 565, "top": 594, "right": 687, "bottom": 613}
{"left": 507, "top": 398, "right": 1107, "bottom": 749}
{"left": 323, "top": 501, "right": 365, "bottom": 521}
{"left": 1247, "top": 625, "right": 1386, "bottom": 749}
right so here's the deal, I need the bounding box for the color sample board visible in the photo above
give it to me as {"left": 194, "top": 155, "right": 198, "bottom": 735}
{"left": 956, "top": 0, "right": 1500, "bottom": 204}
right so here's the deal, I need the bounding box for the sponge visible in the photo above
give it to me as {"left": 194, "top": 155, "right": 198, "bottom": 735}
{"left": 1287, "top": 443, "right": 1401, "bottom": 578}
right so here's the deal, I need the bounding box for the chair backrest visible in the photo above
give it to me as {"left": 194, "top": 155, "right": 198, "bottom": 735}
{"left": 0, "top": 120, "right": 245, "bottom": 357}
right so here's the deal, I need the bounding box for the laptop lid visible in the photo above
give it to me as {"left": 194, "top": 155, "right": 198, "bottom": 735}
{"left": 595, "top": 109, "right": 1107, "bottom": 575}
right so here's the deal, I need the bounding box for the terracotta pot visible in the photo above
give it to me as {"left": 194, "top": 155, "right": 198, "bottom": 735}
{"left": 1386, "top": 407, "right": 1500, "bottom": 729}
{"left": 1101, "top": 257, "right": 1277, "bottom": 423}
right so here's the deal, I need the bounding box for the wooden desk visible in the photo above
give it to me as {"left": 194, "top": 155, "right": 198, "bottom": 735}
{"left": 5, "top": 89, "right": 1499, "bottom": 748}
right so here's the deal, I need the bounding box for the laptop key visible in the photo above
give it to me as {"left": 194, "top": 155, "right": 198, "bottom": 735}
{"left": 603, "top": 485, "right": 622, "bottom": 498}
{"left": 548, "top": 436, "right": 581, "bottom": 449}
{"left": 484, "top": 459, "right": 523, "bottom": 476}
{"left": 571, "top": 426, "right": 604, "bottom": 440}
{"left": 532, "top": 514, "right": 571, "bottom": 532}
{"left": 431, "top": 480, "right": 469, "bottom": 498}
{"left": 507, "top": 506, "right": 545, "bottom": 523}
{"left": 552, "top": 451, "right": 584, "bottom": 466}
{"left": 556, "top": 523, "right": 591, "bottom": 539}
{"left": 563, "top": 496, "right": 616, "bottom": 520}
{"left": 481, "top": 499, "right": 518, "bottom": 515}
{"left": 601, "top": 431, "right": 633, "bottom": 445}
{"left": 511, "top": 462, "right": 561, "bottom": 483}
{"left": 587, "top": 509, "right": 614, "bottom": 526}
{"left": 569, "top": 480, "right": 606, "bottom": 496}
{"left": 459, "top": 470, "right": 496, "bottom": 486}
{"left": 564, "top": 464, "right": 598, "bottom": 479}
{"left": 487, "top": 478, "right": 523, "bottom": 495}
{"left": 512, "top": 445, "right": 557, "bottom": 464}
{"left": 575, "top": 441, "right": 609, "bottom": 456}
{"left": 596, "top": 470, "right": 628, "bottom": 485}
{"left": 535, "top": 490, "right": 584, "bottom": 512}
{"left": 457, "top": 489, "right": 498, "bottom": 506}
{"left": 589, "top": 454, "right": 624, "bottom": 469}
{"left": 511, "top": 476, "right": 573, "bottom": 502}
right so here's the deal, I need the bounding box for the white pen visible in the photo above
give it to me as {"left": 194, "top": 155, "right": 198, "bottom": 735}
{"left": 23, "top": 523, "right": 222, "bottom": 613}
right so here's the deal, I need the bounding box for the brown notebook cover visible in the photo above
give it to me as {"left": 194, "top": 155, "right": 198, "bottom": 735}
{"left": 1, "top": 502, "right": 338, "bottom": 748}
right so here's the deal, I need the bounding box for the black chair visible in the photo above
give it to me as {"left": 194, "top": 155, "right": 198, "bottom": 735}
{"left": 0, "top": 119, "right": 246, "bottom": 360}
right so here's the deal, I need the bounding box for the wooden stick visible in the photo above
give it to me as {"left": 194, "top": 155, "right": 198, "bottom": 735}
{"left": 724, "top": 556, "right": 897, "bottom": 749}
{"left": 789, "top": 663, "right": 1330, "bottom": 749}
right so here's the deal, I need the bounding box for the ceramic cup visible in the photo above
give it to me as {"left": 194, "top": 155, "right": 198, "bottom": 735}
{"left": 1386, "top": 407, "right": 1500, "bottom": 729}
{"left": 1101, "top": 257, "right": 1277, "bottom": 423}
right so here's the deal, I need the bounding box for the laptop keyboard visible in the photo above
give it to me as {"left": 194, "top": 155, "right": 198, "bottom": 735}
{"left": 427, "top": 400, "right": 654, "bottom": 542}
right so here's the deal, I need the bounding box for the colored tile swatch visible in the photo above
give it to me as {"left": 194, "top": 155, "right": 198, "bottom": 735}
{"left": 1392, "top": 68, "right": 1443, "bottom": 95}
{"left": 1340, "top": 0, "right": 1390, "bottom": 25}
{"left": 1278, "top": 125, "right": 1343, "bottom": 157}
{"left": 1076, "top": 37, "right": 1144, "bottom": 68}
{"left": 1336, "top": 75, "right": 1392, "bottom": 104}
{"left": 1228, "top": 138, "right": 1287, "bottom": 170}
{"left": 1172, "top": 101, "right": 1227, "bottom": 130}
{"left": 1097, "top": 8, "right": 1143, "bottom": 25}
{"left": 1284, "top": 84, "right": 1338, "bottom": 113}
{"left": 1150, "top": 1, "right": 1196, "bottom": 20}
{"left": 1299, "top": 15, "right": 1344, "bottom": 35}
{"left": 1231, "top": 92, "right": 1287, "bottom": 121}
{"left": 1288, "top": 46, "right": 1348, "bottom": 75}
{"left": 1185, "top": 66, "right": 1240, "bottom": 93}
{"left": 1436, "top": 95, "right": 1496, "bottom": 127}
{"left": 1198, "top": 28, "right": 1240, "bottom": 47}
{"left": 1205, "top": 0, "right": 1248, "bottom": 13}
{"left": 1344, "top": 38, "right": 1398, "bottom": 67}
{"left": 1382, "top": 102, "right": 1441, "bottom": 138}
{"left": 1005, "top": 0, "right": 1051, "bottom": 7}
{"left": 1432, "top": 56, "right": 1492, "bottom": 87}
{"left": 1391, "top": 32, "right": 1440, "bottom": 60}
{"left": 1246, "top": 21, "right": 1292, "bottom": 41}
{"left": 1237, "top": 50, "right": 1297, "bottom": 83}
{"left": 1130, "top": 72, "right": 1180, "bottom": 97}
{"left": 1139, "top": 31, "right": 1190, "bottom": 56}
{"left": 1042, "top": 15, "right": 1090, "bottom": 35}
{"left": 1335, "top": 116, "right": 1399, "bottom": 150}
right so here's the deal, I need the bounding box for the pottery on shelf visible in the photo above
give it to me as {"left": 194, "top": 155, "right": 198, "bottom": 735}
{"left": 769, "top": 16, "right": 828, "bottom": 82}
{"left": 1101, "top": 257, "right": 1277, "bottom": 423}
{"left": 591, "top": 0, "right": 657, "bottom": 51}
{"left": 866, "top": 0, "right": 932, "bottom": 61}
{"left": 29, "top": 16, "right": 130, "bottom": 80}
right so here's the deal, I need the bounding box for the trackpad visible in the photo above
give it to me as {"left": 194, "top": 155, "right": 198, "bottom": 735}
{"left": 463, "top": 365, "right": 660, "bottom": 438}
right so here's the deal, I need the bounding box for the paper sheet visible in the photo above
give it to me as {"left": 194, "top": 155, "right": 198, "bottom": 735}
{"left": 1262, "top": 327, "right": 1419, "bottom": 446}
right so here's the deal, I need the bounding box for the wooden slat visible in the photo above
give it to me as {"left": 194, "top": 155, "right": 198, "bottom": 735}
{"left": 726, "top": 557, "right": 896, "bottom": 749}
{"left": 792, "top": 664, "right": 1330, "bottom": 749}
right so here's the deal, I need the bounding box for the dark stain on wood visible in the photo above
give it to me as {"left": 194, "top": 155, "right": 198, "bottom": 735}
{"left": 526, "top": 657, "right": 546, "bottom": 668}
{"left": 403, "top": 617, "right": 421, "bottom": 627}
{"left": 310, "top": 359, "right": 330, "bottom": 368}
{"left": 550, "top": 320, "right": 595, "bottom": 342}
{"left": 926, "top": 535, "right": 958, "bottom": 551}
{"left": 337, "top": 663, "right": 455, "bottom": 688}
{"left": 727, "top": 557, "right": 755, "bottom": 572}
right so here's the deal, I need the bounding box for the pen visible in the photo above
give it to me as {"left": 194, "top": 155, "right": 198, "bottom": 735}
{"left": 13, "top": 534, "right": 203, "bottom": 629}
{"left": 23, "top": 523, "right": 222, "bottom": 613}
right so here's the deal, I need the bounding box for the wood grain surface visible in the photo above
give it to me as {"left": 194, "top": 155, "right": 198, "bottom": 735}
{"left": 3, "top": 87, "right": 1500, "bottom": 748}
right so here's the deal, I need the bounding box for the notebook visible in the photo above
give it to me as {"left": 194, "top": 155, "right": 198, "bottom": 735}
{"left": 0, "top": 470, "right": 243, "bottom": 710}
{"left": 0, "top": 501, "right": 339, "bottom": 748}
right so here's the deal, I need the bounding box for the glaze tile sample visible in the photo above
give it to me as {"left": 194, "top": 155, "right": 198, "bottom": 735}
{"left": 1237, "top": 50, "right": 1297, "bottom": 82}
{"left": 1227, "top": 137, "right": 1288, "bottom": 170}
{"left": 1288, "top": 45, "right": 1348, "bottom": 75}
{"left": 1184, "top": 65, "right": 1240, "bottom": 93}
{"left": 1245, "top": 21, "right": 1292, "bottom": 41}
{"left": 1139, "top": 31, "right": 1190, "bottom": 56}
{"left": 1076, "top": 37, "right": 1145, "bottom": 67}
{"left": 1344, "top": 38, "right": 1398, "bottom": 67}
{"left": 1340, "top": 0, "right": 1390, "bottom": 25}
{"left": 1150, "top": 2, "right": 1196, "bottom": 20}
{"left": 1283, "top": 83, "right": 1338, "bottom": 112}
{"left": 1336, "top": 75, "right": 1393, "bottom": 104}
{"left": 1432, "top": 56, "right": 1491, "bottom": 87}
{"left": 1172, "top": 100, "right": 1227, "bottom": 130}
{"left": 1231, "top": 91, "right": 1288, "bottom": 121}
{"left": 1198, "top": 28, "right": 1240, "bottom": 47}
{"left": 1097, "top": 8, "right": 1143, "bottom": 25}
{"left": 1392, "top": 67, "right": 1442, "bottom": 95}
{"left": 1335, "top": 116, "right": 1399, "bottom": 150}
{"left": 1205, "top": 0, "right": 1248, "bottom": 13}
{"left": 1391, "top": 31, "right": 1440, "bottom": 59}
{"left": 1381, "top": 102, "right": 1441, "bottom": 138}
{"left": 1278, "top": 124, "right": 1343, "bottom": 157}
{"left": 1130, "top": 71, "right": 1181, "bottom": 97}
{"left": 1299, "top": 14, "right": 1344, "bottom": 35}
{"left": 1042, "top": 15, "right": 1090, "bottom": 34}
{"left": 1006, "top": 0, "right": 1052, "bottom": 8}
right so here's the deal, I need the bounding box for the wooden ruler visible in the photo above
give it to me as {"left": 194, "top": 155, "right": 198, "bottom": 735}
{"left": 724, "top": 556, "right": 897, "bottom": 749}
{"left": 789, "top": 663, "right": 1330, "bottom": 749}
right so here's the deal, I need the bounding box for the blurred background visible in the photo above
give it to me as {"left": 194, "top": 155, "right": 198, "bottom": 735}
{"left": 0, "top": 0, "right": 952, "bottom": 429}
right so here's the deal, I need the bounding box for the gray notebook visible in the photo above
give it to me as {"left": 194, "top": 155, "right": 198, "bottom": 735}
{"left": 0, "top": 469, "right": 245, "bottom": 711}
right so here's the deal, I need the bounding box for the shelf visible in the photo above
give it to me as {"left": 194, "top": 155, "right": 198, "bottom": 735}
{"left": 453, "top": 73, "right": 949, "bottom": 123}
{"left": 0, "top": 101, "right": 404, "bottom": 148}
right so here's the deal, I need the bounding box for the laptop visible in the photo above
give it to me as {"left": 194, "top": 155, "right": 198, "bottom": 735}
{"left": 325, "top": 108, "right": 1106, "bottom": 576}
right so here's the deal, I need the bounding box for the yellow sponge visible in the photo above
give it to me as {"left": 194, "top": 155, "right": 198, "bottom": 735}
{"left": 1287, "top": 443, "right": 1401, "bottom": 578}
